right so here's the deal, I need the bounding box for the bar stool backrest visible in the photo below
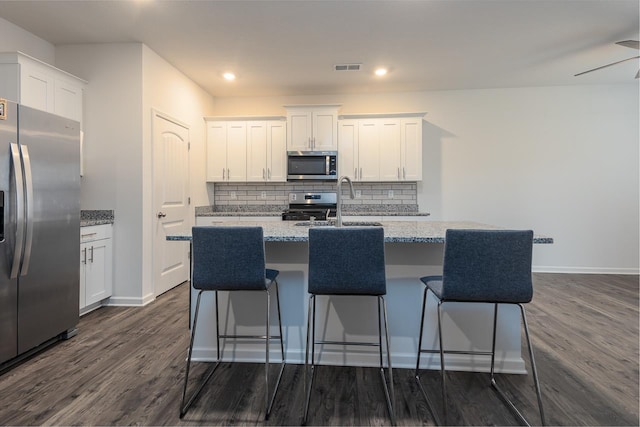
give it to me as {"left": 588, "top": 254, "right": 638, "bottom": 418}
{"left": 308, "top": 227, "right": 386, "bottom": 296}
{"left": 192, "top": 226, "right": 267, "bottom": 291}
{"left": 442, "top": 229, "right": 534, "bottom": 303}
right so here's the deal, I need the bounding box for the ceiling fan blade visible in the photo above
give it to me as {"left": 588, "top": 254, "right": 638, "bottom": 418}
{"left": 616, "top": 40, "right": 640, "bottom": 50}
{"left": 574, "top": 55, "right": 640, "bottom": 76}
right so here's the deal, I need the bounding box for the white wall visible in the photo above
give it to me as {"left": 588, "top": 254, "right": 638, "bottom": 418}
{"left": 141, "top": 45, "right": 216, "bottom": 299}
{"left": 211, "top": 85, "right": 639, "bottom": 273}
{"left": 55, "top": 43, "right": 145, "bottom": 304}
{"left": 0, "top": 17, "right": 55, "bottom": 63}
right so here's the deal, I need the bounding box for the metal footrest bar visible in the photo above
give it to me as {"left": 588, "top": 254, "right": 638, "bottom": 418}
{"left": 314, "top": 340, "right": 381, "bottom": 347}
{"left": 419, "top": 348, "right": 494, "bottom": 356}
{"left": 218, "top": 334, "right": 283, "bottom": 340}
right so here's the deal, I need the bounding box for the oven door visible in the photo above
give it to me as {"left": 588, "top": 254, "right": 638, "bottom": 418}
{"left": 287, "top": 152, "right": 337, "bottom": 181}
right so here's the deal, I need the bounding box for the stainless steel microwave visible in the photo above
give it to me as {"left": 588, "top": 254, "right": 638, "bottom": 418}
{"left": 287, "top": 151, "right": 338, "bottom": 181}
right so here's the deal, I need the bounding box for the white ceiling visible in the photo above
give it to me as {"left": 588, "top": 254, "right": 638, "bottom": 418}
{"left": 0, "top": 0, "right": 638, "bottom": 97}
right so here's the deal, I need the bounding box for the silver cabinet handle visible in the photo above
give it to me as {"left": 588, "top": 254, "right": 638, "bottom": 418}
{"left": 82, "top": 247, "right": 87, "bottom": 265}
{"left": 268, "top": 168, "right": 271, "bottom": 179}
{"left": 89, "top": 246, "right": 94, "bottom": 263}
{"left": 157, "top": 212, "right": 167, "bottom": 218}
{"left": 360, "top": 168, "right": 362, "bottom": 179}
{"left": 227, "top": 168, "right": 230, "bottom": 180}
{"left": 9, "top": 143, "right": 24, "bottom": 279}
{"left": 222, "top": 168, "right": 225, "bottom": 180}
{"left": 397, "top": 167, "right": 400, "bottom": 179}
{"left": 403, "top": 167, "right": 406, "bottom": 179}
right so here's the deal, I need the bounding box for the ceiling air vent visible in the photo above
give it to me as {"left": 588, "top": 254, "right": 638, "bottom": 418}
{"left": 334, "top": 63, "right": 362, "bottom": 71}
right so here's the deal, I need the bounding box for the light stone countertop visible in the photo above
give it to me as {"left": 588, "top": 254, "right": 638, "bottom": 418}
{"left": 167, "top": 220, "right": 553, "bottom": 244}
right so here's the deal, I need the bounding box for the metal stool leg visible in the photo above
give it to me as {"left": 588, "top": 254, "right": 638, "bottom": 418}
{"left": 302, "top": 295, "right": 316, "bottom": 425}
{"left": 490, "top": 303, "right": 546, "bottom": 426}
{"left": 180, "top": 291, "right": 221, "bottom": 418}
{"left": 436, "top": 300, "right": 447, "bottom": 424}
{"left": 265, "top": 281, "right": 286, "bottom": 419}
{"left": 380, "top": 296, "right": 396, "bottom": 425}
{"left": 415, "top": 287, "right": 443, "bottom": 425}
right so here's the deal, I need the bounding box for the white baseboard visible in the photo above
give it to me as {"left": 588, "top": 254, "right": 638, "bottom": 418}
{"left": 533, "top": 265, "right": 640, "bottom": 274}
{"left": 190, "top": 347, "right": 527, "bottom": 375}
{"left": 107, "top": 292, "right": 155, "bottom": 307}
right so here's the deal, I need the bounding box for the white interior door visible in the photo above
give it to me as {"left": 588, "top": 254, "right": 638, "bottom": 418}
{"left": 153, "top": 111, "right": 190, "bottom": 297}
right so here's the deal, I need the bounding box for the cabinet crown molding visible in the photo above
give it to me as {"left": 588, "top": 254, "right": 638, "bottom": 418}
{"left": 204, "top": 115, "right": 286, "bottom": 121}
{"left": 284, "top": 104, "right": 341, "bottom": 109}
{"left": 339, "top": 112, "right": 426, "bottom": 120}
{"left": 0, "top": 51, "right": 88, "bottom": 83}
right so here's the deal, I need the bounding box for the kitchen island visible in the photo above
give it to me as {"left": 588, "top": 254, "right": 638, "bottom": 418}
{"left": 168, "top": 220, "right": 552, "bottom": 374}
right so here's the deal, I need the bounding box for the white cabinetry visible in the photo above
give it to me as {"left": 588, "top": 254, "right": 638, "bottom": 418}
{"left": 0, "top": 52, "right": 85, "bottom": 125}
{"left": 285, "top": 105, "right": 339, "bottom": 151}
{"left": 339, "top": 113, "right": 424, "bottom": 182}
{"left": 80, "top": 225, "right": 113, "bottom": 315}
{"left": 206, "top": 117, "right": 286, "bottom": 183}
{"left": 246, "top": 120, "right": 287, "bottom": 182}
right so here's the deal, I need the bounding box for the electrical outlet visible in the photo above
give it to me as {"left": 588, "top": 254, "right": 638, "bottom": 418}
{"left": 355, "top": 190, "right": 362, "bottom": 198}
{"left": 261, "top": 191, "right": 267, "bottom": 199}
{"left": 230, "top": 191, "right": 237, "bottom": 200}
{"left": 388, "top": 190, "right": 394, "bottom": 199}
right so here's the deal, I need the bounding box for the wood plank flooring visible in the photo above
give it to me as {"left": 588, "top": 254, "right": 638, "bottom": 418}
{"left": 0, "top": 273, "right": 637, "bottom": 426}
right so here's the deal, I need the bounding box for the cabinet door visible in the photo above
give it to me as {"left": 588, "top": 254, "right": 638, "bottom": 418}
{"left": 313, "top": 110, "right": 338, "bottom": 150}
{"left": 378, "top": 119, "right": 402, "bottom": 181}
{"left": 401, "top": 118, "right": 422, "bottom": 181}
{"left": 226, "top": 122, "right": 247, "bottom": 181}
{"left": 287, "top": 110, "right": 312, "bottom": 150}
{"left": 338, "top": 120, "right": 358, "bottom": 180}
{"left": 358, "top": 120, "right": 380, "bottom": 181}
{"left": 85, "top": 238, "right": 112, "bottom": 306}
{"left": 246, "top": 121, "right": 268, "bottom": 181}
{"left": 267, "top": 121, "right": 287, "bottom": 182}
{"left": 20, "top": 62, "right": 54, "bottom": 113}
{"left": 54, "top": 78, "right": 83, "bottom": 123}
{"left": 80, "top": 243, "right": 88, "bottom": 310}
{"left": 206, "top": 122, "right": 227, "bottom": 181}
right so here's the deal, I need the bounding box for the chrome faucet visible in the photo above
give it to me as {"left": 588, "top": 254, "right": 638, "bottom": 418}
{"left": 336, "top": 176, "right": 355, "bottom": 227}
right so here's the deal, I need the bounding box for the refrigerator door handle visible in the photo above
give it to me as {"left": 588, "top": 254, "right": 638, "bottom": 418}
{"left": 19, "top": 144, "right": 34, "bottom": 276}
{"left": 9, "top": 143, "right": 25, "bottom": 279}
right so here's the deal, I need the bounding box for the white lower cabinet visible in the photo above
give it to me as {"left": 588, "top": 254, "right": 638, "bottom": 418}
{"left": 80, "top": 224, "right": 113, "bottom": 314}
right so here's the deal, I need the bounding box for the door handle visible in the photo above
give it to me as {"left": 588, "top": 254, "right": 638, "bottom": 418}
{"left": 9, "top": 143, "right": 24, "bottom": 279}
{"left": 157, "top": 212, "right": 167, "bottom": 218}
{"left": 82, "top": 247, "right": 87, "bottom": 265}
{"left": 19, "top": 144, "right": 34, "bottom": 276}
{"left": 89, "top": 246, "right": 94, "bottom": 263}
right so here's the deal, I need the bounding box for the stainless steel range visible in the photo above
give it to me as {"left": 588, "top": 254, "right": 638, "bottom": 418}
{"left": 281, "top": 192, "right": 337, "bottom": 221}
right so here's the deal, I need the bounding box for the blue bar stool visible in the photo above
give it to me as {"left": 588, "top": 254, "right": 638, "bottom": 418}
{"left": 180, "top": 226, "right": 286, "bottom": 419}
{"left": 303, "top": 227, "right": 395, "bottom": 425}
{"left": 415, "top": 229, "right": 545, "bottom": 426}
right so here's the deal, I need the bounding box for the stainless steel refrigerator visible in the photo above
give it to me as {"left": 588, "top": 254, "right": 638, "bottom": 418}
{"left": 0, "top": 100, "right": 80, "bottom": 367}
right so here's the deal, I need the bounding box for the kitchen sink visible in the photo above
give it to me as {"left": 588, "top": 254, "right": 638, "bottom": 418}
{"left": 294, "top": 221, "right": 383, "bottom": 227}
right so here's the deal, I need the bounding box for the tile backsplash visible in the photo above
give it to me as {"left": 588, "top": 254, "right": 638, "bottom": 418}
{"left": 209, "top": 182, "right": 417, "bottom": 208}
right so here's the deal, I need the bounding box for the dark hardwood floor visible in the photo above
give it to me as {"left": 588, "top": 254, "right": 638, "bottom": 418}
{"left": 0, "top": 273, "right": 638, "bottom": 426}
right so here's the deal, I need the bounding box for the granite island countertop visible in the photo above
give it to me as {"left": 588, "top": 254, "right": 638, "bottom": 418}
{"left": 168, "top": 220, "right": 553, "bottom": 244}
{"left": 81, "top": 210, "right": 114, "bottom": 227}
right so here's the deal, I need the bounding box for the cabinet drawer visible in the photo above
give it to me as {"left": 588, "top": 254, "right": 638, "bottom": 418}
{"left": 80, "top": 224, "right": 112, "bottom": 242}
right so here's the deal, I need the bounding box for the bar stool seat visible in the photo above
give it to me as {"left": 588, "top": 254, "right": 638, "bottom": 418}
{"left": 415, "top": 229, "right": 545, "bottom": 426}
{"left": 303, "top": 226, "right": 395, "bottom": 425}
{"left": 180, "top": 226, "right": 286, "bottom": 420}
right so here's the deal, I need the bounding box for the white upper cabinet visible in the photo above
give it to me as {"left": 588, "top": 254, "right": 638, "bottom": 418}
{"left": 246, "top": 119, "right": 287, "bottom": 182}
{"left": 206, "top": 116, "right": 286, "bottom": 183}
{"left": 338, "top": 113, "right": 425, "bottom": 182}
{"left": 0, "top": 52, "right": 86, "bottom": 125}
{"left": 285, "top": 105, "right": 339, "bottom": 151}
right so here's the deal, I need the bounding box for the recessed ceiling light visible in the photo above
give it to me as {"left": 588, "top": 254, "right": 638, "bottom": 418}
{"left": 223, "top": 72, "right": 236, "bottom": 81}
{"left": 375, "top": 68, "right": 388, "bottom": 76}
